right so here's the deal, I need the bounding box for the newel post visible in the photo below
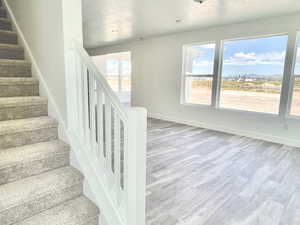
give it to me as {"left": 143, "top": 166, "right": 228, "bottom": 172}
{"left": 126, "top": 107, "right": 147, "bottom": 225}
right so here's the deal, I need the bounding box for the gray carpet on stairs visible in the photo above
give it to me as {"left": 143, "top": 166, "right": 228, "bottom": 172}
{"left": 0, "top": 3, "right": 99, "bottom": 225}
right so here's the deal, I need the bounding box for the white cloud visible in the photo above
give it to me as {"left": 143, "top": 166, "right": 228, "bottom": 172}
{"left": 224, "top": 51, "right": 286, "bottom": 66}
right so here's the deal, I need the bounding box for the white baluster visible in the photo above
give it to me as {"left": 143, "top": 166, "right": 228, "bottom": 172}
{"left": 114, "top": 113, "right": 121, "bottom": 204}
{"left": 105, "top": 95, "right": 114, "bottom": 187}
{"left": 96, "top": 84, "right": 105, "bottom": 163}
{"left": 89, "top": 73, "right": 97, "bottom": 153}
{"left": 82, "top": 63, "right": 90, "bottom": 145}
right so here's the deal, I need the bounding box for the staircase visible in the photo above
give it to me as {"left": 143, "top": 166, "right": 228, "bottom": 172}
{"left": 0, "top": 3, "right": 100, "bottom": 225}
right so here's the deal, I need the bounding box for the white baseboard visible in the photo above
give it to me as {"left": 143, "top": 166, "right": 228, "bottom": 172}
{"left": 3, "top": 0, "right": 69, "bottom": 143}
{"left": 149, "top": 112, "right": 300, "bottom": 148}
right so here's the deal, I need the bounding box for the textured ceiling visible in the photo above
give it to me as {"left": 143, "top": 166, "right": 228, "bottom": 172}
{"left": 83, "top": 0, "right": 300, "bottom": 48}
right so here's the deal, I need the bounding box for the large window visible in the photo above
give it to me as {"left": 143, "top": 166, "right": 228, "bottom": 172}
{"left": 92, "top": 52, "right": 131, "bottom": 104}
{"left": 291, "top": 37, "right": 300, "bottom": 116}
{"left": 183, "top": 43, "right": 215, "bottom": 105}
{"left": 220, "top": 35, "right": 288, "bottom": 114}
{"left": 181, "top": 34, "right": 300, "bottom": 117}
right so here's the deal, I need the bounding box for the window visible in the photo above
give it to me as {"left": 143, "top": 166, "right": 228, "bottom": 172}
{"left": 291, "top": 37, "right": 300, "bottom": 116}
{"left": 220, "top": 35, "right": 288, "bottom": 114}
{"left": 92, "top": 52, "right": 131, "bottom": 104}
{"left": 183, "top": 43, "right": 216, "bottom": 105}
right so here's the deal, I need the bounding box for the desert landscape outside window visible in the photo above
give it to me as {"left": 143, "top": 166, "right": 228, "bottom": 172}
{"left": 220, "top": 35, "right": 288, "bottom": 114}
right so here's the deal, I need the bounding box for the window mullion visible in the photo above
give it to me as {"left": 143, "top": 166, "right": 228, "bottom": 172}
{"left": 279, "top": 31, "right": 298, "bottom": 117}
{"left": 211, "top": 40, "right": 223, "bottom": 108}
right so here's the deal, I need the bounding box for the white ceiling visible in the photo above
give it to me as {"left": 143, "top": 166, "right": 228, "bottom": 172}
{"left": 83, "top": 0, "right": 300, "bottom": 48}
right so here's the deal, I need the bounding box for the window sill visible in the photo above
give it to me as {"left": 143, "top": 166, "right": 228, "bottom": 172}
{"left": 180, "top": 101, "right": 299, "bottom": 120}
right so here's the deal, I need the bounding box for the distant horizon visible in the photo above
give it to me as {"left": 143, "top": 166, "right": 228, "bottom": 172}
{"left": 190, "top": 35, "right": 300, "bottom": 77}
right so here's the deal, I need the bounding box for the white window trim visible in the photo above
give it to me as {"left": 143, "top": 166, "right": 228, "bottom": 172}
{"left": 181, "top": 41, "right": 216, "bottom": 107}
{"left": 181, "top": 32, "right": 300, "bottom": 119}
{"left": 105, "top": 53, "right": 132, "bottom": 94}
{"left": 286, "top": 31, "right": 300, "bottom": 118}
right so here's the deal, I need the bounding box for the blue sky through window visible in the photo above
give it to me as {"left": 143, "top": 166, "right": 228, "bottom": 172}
{"left": 190, "top": 35, "right": 289, "bottom": 77}
{"left": 189, "top": 44, "right": 215, "bottom": 75}
{"left": 222, "top": 35, "right": 288, "bottom": 77}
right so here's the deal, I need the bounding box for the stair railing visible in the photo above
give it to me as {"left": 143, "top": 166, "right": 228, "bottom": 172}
{"left": 66, "top": 40, "right": 147, "bottom": 225}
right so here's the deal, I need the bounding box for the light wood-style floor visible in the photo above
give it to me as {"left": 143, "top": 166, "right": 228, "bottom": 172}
{"left": 146, "top": 118, "right": 300, "bottom": 225}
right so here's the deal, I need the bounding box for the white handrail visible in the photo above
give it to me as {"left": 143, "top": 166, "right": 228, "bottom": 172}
{"left": 72, "top": 41, "right": 128, "bottom": 122}
{"left": 66, "top": 40, "right": 147, "bottom": 225}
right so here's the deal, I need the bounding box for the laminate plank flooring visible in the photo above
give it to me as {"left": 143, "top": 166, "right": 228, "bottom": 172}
{"left": 146, "top": 118, "right": 300, "bottom": 225}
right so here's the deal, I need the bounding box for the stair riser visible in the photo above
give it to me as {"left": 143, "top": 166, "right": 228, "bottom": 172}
{"left": 0, "top": 128, "right": 58, "bottom": 149}
{"left": 0, "top": 183, "right": 83, "bottom": 225}
{"left": 0, "top": 64, "right": 31, "bottom": 77}
{"left": 0, "top": 104, "right": 48, "bottom": 121}
{"left": 0, "top": 49, "right": 24, "bottom": 59}
{"left": 0, "top": 84, "right": 39, "bottom": 97}
{"left": 0, "top": 33, "right": 17, "bottom": 44}
{"left": 0, "top": 20, "right": 11, "bottom": 30}
{"left": 0, "top": 152, "right": 69, "bottom": 185}
{"left": 0, "top": 9, "right": 6, "bottom": 18}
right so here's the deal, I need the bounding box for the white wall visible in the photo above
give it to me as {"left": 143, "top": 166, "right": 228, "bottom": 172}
{"left": 7, "top": 0, "right": 67, "bottom": 122}
{"left": 89, "top": 13, "right": 300, "bottom": 147}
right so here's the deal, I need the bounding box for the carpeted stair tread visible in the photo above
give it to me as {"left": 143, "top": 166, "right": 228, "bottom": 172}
{"left": 0, "top": 17, "right": 11, "bottom": 30}
{"left": 0, "top": 96, "right": 47, "bottom": 108}
{"left": 0, "top": 58, "right": 29, "bottom": 65}
{"left": 0, "top": 167, "right": 84, "bottom": 225}
{"left": 14, "top": 196, "right": 99, "bottom": 225}
{"left": 0, "top": 43, "right": 21, "bottom": 50}
{"left": 0, "top": 59, "right": 31, "bottom": 77}
{"left": 0, "top": 8, "right": 7, "bottom": 18}
{"left": 0, "top": 77, "right": 39, "bottom": 97}
{"left": 0, "top": 29, "right": 16, "bottom": 35}
{"left": 0, "top": 77, "right": 38, "bottom": 85}
{"left": 0, "top": 116, "right": 57, "bottom": 136}
{"left": 0, "top": 43, "right": 24, "bottom": 59}
{"left": 0, "top": 140, "right": 69, "bottom": 169}
{"left": 0, "top": 96, "right": 48, "bottom": 120}
{"left": 0, "top": 17, "right": 10, "bottom": 22}
{"left": 0, "top": 29, "right": 17, "bottom": 44}
{"left": 0, "top": 140, "right": 70, "bottom": 185}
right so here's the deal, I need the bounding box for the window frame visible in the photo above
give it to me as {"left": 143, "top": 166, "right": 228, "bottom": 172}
{"left": 181, "top": 32, "right": 300, "bottom": 119}
{"left": 287, "top": 31, "right": 300, "bottom": 118}
{"left": 93, "top": 51, "right": 132, "bottom": 94}
{"left": 106, "top": 56, "right": 131, "bottom": 93}
{"left": 218, "top": 33, "right": 289, "bottom": 115}
{"left": 181, "top": 41, "right": 217, "bottom": 107}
